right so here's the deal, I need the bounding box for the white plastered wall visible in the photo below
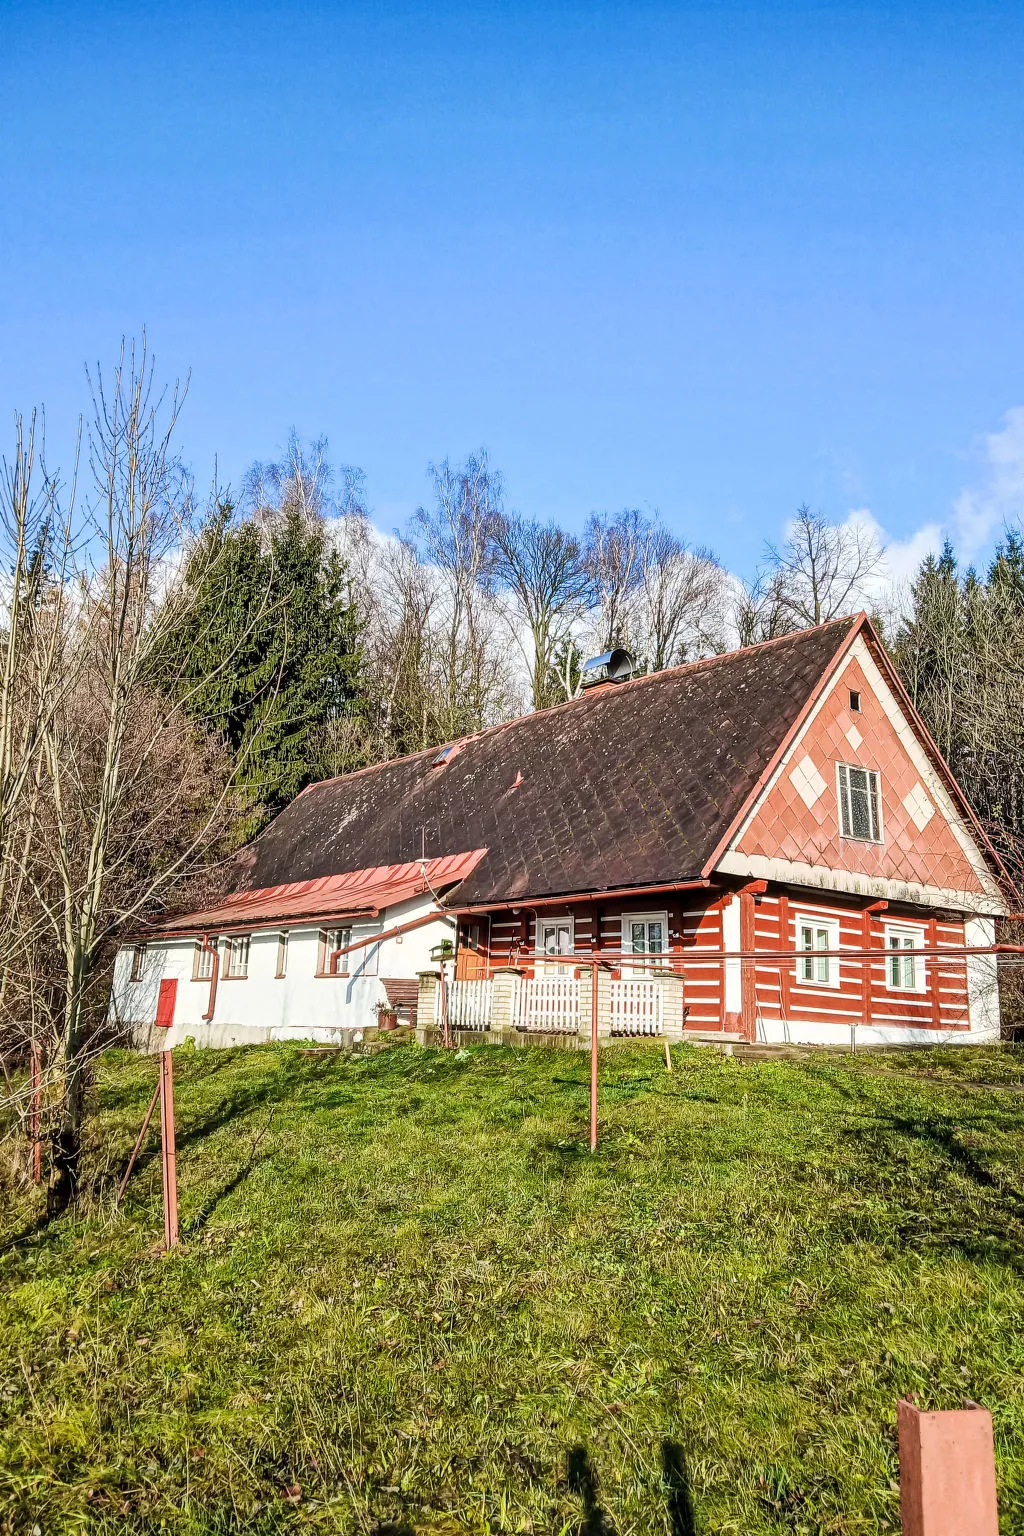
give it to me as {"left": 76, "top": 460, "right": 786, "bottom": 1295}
{"left": 108, "top": 893, "right": 454, "bottom": 1051}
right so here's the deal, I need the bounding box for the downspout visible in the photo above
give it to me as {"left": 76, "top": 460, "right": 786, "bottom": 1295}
{"left": 200, "top": 935, "right": 220, "bottom": 1022}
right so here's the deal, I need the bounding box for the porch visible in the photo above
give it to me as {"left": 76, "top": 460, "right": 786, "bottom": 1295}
{"left": 417, "top": 966, "right": 688, "bottom": 1044}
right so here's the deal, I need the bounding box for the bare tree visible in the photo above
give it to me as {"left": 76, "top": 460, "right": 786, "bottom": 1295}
{"left": 19, "top": 339, "right": 255, "bottom": 1212}
{"left": 731, "top": 568, "right": 795, "bottom": 648}
{"left": 242, "top": 430, "right": 368, "bottom": 529}
{"left": 631, "top": 529, "right": 728, "bottom": 670}
{"left": 490, "top": 514, "right": 589, "bottom": 709}
{"left": 0, "top": 414, "right": 77, "bottom": 1171}
{"left": 582, "top": 508, "right": 647, "bottom": 653}
{"left": 406, "top": 452, "right": 519, "bottom": 740}
{"left": 766, "top": 504, "right": 883, "bottom": 627}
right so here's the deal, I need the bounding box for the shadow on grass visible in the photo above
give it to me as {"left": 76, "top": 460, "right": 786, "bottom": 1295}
{"left": 564, "top": 1443, "right": 698, "bottom": 1535}
{"left": 842, "top": 1108, "right": 1024, "bottom": 1271}
{"left": 662, "top": 1440, "right": 698, "bottom": 1536}
{"left": 568, "top": 1446, "right": 617, "bottom": 1535}
{"left": 183, "top": 1153, "right": 268, "bottom": 1236}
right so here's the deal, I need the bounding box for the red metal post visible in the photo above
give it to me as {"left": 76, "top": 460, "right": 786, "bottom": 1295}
{"left": 29, "top": 1041, "right": 42, "bottom": 1184}
{"left": 159, "top": 1049, "right": 179, "bottom": 1249}
{"left": 590, "top": 961, "right": 599, "bottom": 1152}
{"left": 898, "top": 1398, "right": 998, "bottom": 1535}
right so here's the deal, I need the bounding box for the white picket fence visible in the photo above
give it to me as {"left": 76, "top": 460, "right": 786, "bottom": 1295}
{"left": 446, "top": 972, "right": 665, "bottom": 1036}
{"left": 447, "top": 978, "right": 493, "bottom": 1031}
{"left": 609, "top": 978, "right": 663, "bottom": 1036}
{"left": 512, "top": 974, "right": 581, "bottom": 1033}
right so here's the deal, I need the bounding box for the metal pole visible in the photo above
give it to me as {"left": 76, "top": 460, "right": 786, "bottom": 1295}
{"left": 29, "top": 1040, "right": 42, "bottom": 1185}
{"left": 590, "top": 962, "right": 599, "bottom": 1152}
{"left": 159, "top": 1049, "right": 179, "bottom": 1249}
{"left": 440, "top": 959, "right": 450, "bottom": 1049}
{"left": 116, "top": 1076, "right": 162, "bottom": 1205}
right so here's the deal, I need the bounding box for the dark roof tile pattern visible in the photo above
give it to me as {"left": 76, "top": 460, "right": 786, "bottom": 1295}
{"left": 233, "top": 618, "right": 858, "bottom": 906}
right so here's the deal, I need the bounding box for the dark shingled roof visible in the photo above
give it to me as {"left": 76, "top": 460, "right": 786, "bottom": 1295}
{"left": 231, "top": 617, "right": 859, "bottom": 907}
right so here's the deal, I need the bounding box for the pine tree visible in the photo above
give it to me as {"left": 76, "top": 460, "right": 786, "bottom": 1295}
{"left": 162, "top": 504, "right": 364, "bottom": 839}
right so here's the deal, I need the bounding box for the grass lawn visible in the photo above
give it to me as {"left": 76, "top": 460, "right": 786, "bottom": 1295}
{"left": 2, "top": 1039, "right": 1024, "bottom": 1535}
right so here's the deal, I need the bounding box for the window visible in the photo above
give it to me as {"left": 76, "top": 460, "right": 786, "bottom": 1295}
{"left": 318, "top": 927, "right": 352, "bottom": 977}
{"left": 849, "top": 689, "right": 861, "bottom": 713}
{"left": 130, "top": 944, "right": 146, "bottom": 982}
{"left": 886, "top": 926, "right": 924, "bottom": 992}
{"left": 537, "top": 918, "right": 574, "bottom": 974}
{"left": 275, "top": 931, "right": 289, "bottom": 978}
{"left": 795, "top": 914, "right": 840, "bottom": 988}
{"left": 621, "top": 913, "right": 668, "bottom": 974}
{"left": 837, "top": 763, "right": 883, "bottom": 842}
{"left": 224, "top": 935, "right": 250, "bottom": 979}
{"left": 193, "top": 937, "right": 218, "bottom": 981}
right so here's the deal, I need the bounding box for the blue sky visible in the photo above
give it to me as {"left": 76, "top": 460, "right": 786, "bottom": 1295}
{"left": 2, "top": 1, "right": 1023, "bottom": 580}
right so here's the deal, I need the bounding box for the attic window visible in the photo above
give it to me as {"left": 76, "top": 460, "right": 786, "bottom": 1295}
{"left": 849, "top": 689, "right": 861, "bottom": 713}
{"left": 431, "top": 743, "right": 460, "bottom": 769}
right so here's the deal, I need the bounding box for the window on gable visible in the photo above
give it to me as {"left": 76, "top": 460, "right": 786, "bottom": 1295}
{"left": 318, "top": 927, "right": 352, "bottom": 977}
{"left": 795, "top": 915, "right": 839, "bottom": 988}
{"left": 837, "top": 763, "right": 883, "bottom": 842}
{"left": 849, "top": 689, "right": 861, "bottom": 712}
{"left": 225, "top": 934, "right": 250, "bottom": 979}
{"left": 130, "top": 944, "right": 146, "bottom": 982}
{"left": 886, "top": 926, "right": 924, "bottom": 992}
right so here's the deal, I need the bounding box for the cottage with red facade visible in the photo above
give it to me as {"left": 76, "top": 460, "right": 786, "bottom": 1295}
{"left": 111, "top": 615, "right": 1008, "bottom": 1050}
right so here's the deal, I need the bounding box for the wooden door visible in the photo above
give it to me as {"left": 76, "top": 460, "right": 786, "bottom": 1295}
{"left": 456, "top": 922, "right": 488, "bottom": 980}
{"left": 155, "top": 978, "right": 177, "bottom": 1030}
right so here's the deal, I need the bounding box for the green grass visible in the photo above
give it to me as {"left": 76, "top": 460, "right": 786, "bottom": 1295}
{"left": 2, "top": 1040, "right": 1024, "bottom": 1535}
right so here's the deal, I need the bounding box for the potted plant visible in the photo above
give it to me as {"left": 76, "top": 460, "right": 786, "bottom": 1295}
{"left": 374, "top": 1000, "right": 398, "bottom": 1031}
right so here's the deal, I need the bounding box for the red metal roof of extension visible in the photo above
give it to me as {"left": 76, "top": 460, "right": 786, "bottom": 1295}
{"left": 145, "top": 851, "right": 487, "bottom": 937}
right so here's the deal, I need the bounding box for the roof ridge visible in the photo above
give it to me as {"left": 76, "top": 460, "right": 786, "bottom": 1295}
{"left": 297, "top": 615, "right": 863, "bottom": 797}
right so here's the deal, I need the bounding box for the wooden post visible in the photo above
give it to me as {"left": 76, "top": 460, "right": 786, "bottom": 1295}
{"left": 928, "top": 917, "right": 942, "bottom": 1031}
{"left": 740, "top": 890, "right": 756, "bottom": 1041}
{"left": 898, "top": 1399, "right": 998, "bottom": 1536}
{"left": 159, "top": 1049, "right": 179, "bottom": 1250}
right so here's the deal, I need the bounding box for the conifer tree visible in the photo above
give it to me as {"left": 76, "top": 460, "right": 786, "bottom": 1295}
{"left": 164, "top": 502, "right": 364, "bottom": 839}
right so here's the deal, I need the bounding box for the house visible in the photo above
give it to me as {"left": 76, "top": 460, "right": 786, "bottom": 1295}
{"left": 111, "top": 614, "right": 1008, "bottom": 1051}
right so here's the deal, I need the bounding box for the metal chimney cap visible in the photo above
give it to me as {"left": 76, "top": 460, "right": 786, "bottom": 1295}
{"left": 580, "top": 649, "right": 635, "bottom": 688}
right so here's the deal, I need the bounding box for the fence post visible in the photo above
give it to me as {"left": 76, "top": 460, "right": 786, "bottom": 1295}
{"left": 897, "top": 1398, "right": 998, "bottom": 1536}
{"left": 595, "top": 965, "right": 613, "bottom": 1039}
{"left": 490, "top": 968, "right": 522, "bottom": 1035}
{"left": 159, "top": 1049, "right": 179, "bottom": 1250}
{"left": 655, "top": 971, "right": 684, "bottom": 1042}
{"left": 415, "top": 971, "right": 441, "bottom": 1043}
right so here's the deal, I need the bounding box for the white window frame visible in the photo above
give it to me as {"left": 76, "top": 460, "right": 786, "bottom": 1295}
{"left": 194, "top": 937, "right": 218, "bottom": 981}
{"left": 794, "top": 912, "right": 841, "bottom": 990}
{"left": 318, "top": 926, "right": 352, "bottom": 978}
{"left": 129, "top": 944, "right": 146, "bottom": 983}
{"left": 536, "top": 916, "right": 574, "bottom": 974}
{"left": 884, "top": 923, "right": 926, "bottom": 994}
{"left": 224, "top": 934, "right": 250, "bottom": 979}
{"left": 837, "top": 762, "right": 884, "bottom": 844}
{"left": 275, "top": 931, "right": 289, "bottom": 979}
{"left": 620, "top": 912, "right": 669, "bottom": 976}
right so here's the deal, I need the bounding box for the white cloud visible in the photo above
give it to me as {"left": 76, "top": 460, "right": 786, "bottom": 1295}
{"left": 951, "top": 406, "right": 1024, "bottom": 558}
{"left": 821, "top": 406, "right": 1024, "bottom": 618}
